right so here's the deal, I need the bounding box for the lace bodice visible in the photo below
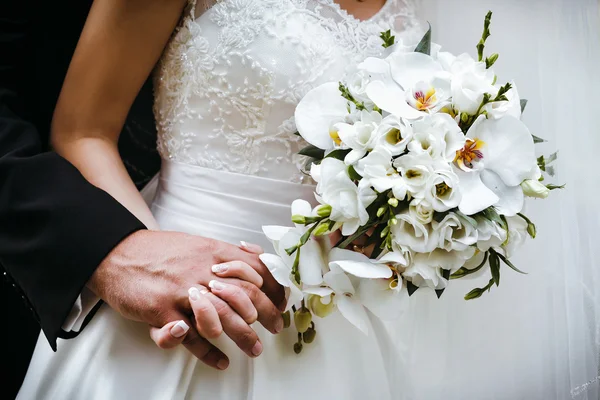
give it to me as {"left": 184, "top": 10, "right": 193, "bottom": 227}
{"left": 153, "top": 0, "right": 422, "bottom": 182}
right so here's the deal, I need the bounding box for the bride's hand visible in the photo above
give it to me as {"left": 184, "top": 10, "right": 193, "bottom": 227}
{"left": 89, "top": 230, "right": 285, "bottom": 370}
{"left": 151, "top": 243, "right": 271, "bottom": 357}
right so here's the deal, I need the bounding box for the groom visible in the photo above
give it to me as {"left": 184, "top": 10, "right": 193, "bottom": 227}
{"left": 0, "top": 0, "right": 284, "bottom": 397}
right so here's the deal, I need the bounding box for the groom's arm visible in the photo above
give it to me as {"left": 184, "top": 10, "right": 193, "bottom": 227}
{"left": 0, "top": 7, "right": 146, "bottom": 350}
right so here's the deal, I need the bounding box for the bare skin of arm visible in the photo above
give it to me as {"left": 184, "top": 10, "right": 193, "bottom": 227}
{"left": 52, "top": 0, "right": 284, "bottom": 369}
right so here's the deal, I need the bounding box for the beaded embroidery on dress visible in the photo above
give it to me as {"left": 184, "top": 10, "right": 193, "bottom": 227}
{"left": 154, "top": 0, "right": 422, "bottom": 182}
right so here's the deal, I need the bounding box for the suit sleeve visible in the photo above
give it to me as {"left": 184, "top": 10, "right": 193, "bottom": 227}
{"left": 0, "top": 6, "right": 146, "bottom": 351}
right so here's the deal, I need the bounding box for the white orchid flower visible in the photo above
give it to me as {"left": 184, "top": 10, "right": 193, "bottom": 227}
{"left": 318, "top": 248, "right": 399, "bottom": 332}
{"left": 454, "top": 115, "right": 536, "bottom": 216}
{"left": 391, "top": 211, "right": 438, "bottom": 253}
{"left": 356, "top": 147, "right": 408, "bottom": 201}
{"left": 294, "top": 82, "right": 350, "bottom": 150}
{"left": 335, "top": 110, "right": 383, "bottom": 165}
{"left": 313, "top": 158, "right": 377, "bottom": 236}
{"left": 365, "top": 52, "right": 452, "bottom": 120}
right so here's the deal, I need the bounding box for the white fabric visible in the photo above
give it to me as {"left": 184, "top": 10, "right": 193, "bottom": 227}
{"left": 391, "top": 1, "right": 600, "bottom": 399}
{"left": 19, "top": 1, "right": 420, "bottom": 399}
{"left": 20, "top": 1, "right": 600, "bottom": 399}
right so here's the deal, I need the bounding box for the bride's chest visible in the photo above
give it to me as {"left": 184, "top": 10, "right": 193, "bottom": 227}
{"left": 162, "top": 0, "right": 397, "bottom": 101}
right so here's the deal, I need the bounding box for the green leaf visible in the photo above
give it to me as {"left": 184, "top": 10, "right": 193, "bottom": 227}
{"left": 325, "top": 149, "right": 351, "bottom": 161}
{"left": 493, "top": 250, "right": 528, "bottom": 275}
{"left": 347, "top": 165, "right": 362, "bottom": 181}
{"left": 455, "top": 210, "right": 478, "bottom": 228}
{"left": 336, "top": 224, "right": 373, "bottom": 249}
{"left": 546, "top": 184, "right": 566, "bottom": 191}
{"left": 520, "top": 99, "right": 528, "bottom": 113}
{"left": 406, "top": 281, "right": 419, "bottom": 296}
{"left": 451, "top": 252, "right": 489, "bottom": 279}
{"left": 380, "top": 29, "right": 396, "bottom": 48}
{"left": 489, "top": 252, "right": 500, "bottom": 287}
{"left": 480, "top": 207, "right": 507, "bottom": 231}
{"left": 414, "top": 23, "right": 431, "bottom": 55}
{"left": 298, "top": 145, "right": 325, "bottom": 159}
{"left": 532, "top": 134, "right": 546, "bottom": 144}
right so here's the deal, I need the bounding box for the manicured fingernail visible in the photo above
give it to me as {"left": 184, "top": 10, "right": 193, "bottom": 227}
{"left": 209, "top": 280, "right": 226, "bottom": 292}
{"left": 240, "top": 241, "right": 263, "bottom": 253}
{"left": 217, "top": 358, "right": 229, "bottom": 370}
{"left": 170, "top": 320, "right": 189, "bottom": 338}
{"left": 211, "top": 264, "right": 228, "bottom": 273}
{"left": 188, "top": 287, "right": 200, "bottom": 301}
{"left": 251, "top": 341, "right": 263, "bottom": 356}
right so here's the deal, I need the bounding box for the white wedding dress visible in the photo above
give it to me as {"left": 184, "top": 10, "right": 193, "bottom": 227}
{"left": 18, "top": 1, "right": 423, "bottom": 399}
{"left": 18, "top": 1, "right": 600, "bottom": 399}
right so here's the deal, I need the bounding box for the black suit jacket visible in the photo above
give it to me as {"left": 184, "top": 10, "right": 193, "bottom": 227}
{"left": 0, "top": 0, "right": 160, "bottom": 396}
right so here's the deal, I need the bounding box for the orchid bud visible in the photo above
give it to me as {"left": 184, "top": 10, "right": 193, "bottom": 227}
{"left": 460, "top": 112, "right": 470, "bottom": 123}
{"left": 292, "top": 215, "right": 306, "bottom": 224}
{"left": 317, "top": 204, "right": 332, "bottom": 217}
{"left": 388, "top": 198, "right": 399, "bottom": 208}
{"left": 307, "top": 294, "right": 336, "bottom": 318}
{"left": 377, "top": 206, "right": 387, "bottom": 217}
{"left": 294, "top": 308, "right": 312, "bottom": 333}
{"left": 521, "top": 179, "right": 550, "bottom": 199}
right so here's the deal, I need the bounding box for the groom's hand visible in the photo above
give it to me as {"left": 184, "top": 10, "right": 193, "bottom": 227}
{"left": 87, "top": 230, "right": 285, "bottom": 369}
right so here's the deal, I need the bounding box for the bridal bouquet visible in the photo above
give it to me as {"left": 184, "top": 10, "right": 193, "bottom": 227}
{"left": 260, "top": 12, "right": 562, "bottom": 352}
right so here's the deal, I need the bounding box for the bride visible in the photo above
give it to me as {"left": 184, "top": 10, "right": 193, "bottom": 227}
{"left": 18, "top": 0, "right": 600, "bottom": 399}
{"left": 18, "top": 0, "right": 423, "bottom": 399}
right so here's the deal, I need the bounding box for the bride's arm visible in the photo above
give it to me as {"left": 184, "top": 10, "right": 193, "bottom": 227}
{"left": 51, "top": 0, "right": 188, "bottom": 229}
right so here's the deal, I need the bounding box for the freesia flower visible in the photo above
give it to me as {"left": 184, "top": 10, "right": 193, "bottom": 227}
{"left": 391, "top": 211, "right": 438, "bottom": 253}
{"left": 335, "top": 110, "right": 383, "bottom": 165}
{"left": 433, "top": 213, "right": 478, "bottom": 252}
{"left": 408, "top": 113, "right": 465, "bottom": 162}
{"left": 424, "top": 167, "right": 462, "bottom": 212}
{"left": 502, "top": 215, "right": 529, "bottom": 257}
{"left": 312, "top": 158, "right": 377, "bottom": 236}
{"left": 356, "top": 147, "right": 408, "bottom": 201}
{"left": 521, "top": 179, "right": 550, "bottom": 199}
{"left": 373, "top": 114, "right": 413, "bottom": 156}
{"left": 483, "top": 81, "right": 522, "bottom": 120}
{"left": 447, "top": 53, "right": 496, "bottom": 115}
